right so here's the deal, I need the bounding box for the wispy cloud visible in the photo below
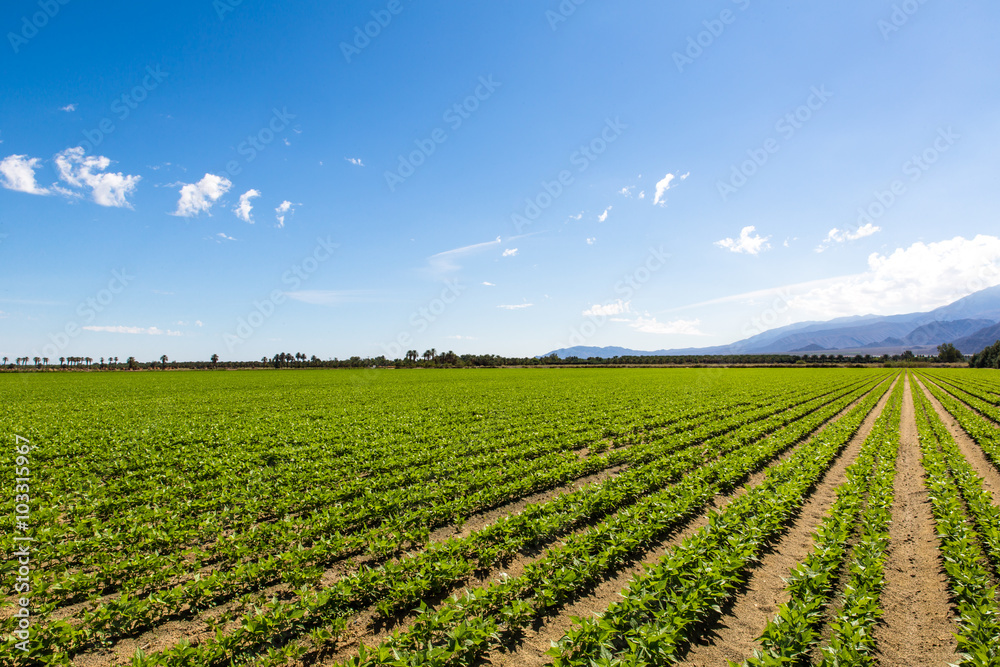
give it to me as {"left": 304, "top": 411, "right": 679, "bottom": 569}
{"left": 715, "top": 225, "right": 771, "bottom": 255}
{"left": 427, "top": 236, "right": 501, "bottom": 273}
{"left": 586, "top": 237, "right": 596, "bottom": 245}
{"left": 0, "top": 154, "right": 49, "bottom": 195}
{"left": 583, "top": 300, "right": 630, "bottom": 317}
{"left": 60, "top": 103, "right": 77, "bottom": 112}
{"left": 498, "top": 303, "right": 533, "bottom": 310}
{"left": 502, "top": 248, "right": 518, "bottom": 257}
{"left": 345, "top": 157, "right": 364, "bottom": 166}
{"left": 82, "top": 325, "right": 182, "bottom": 336}
{"left": 275, "top": 200, "right": 298, "bottom": 228}
{"left": 815, "top": 223, "right": 881, "bottom": 252}
{"left": 234, "top": 189, "right": 260, "bottom": 223}
{"left": 54, "top": 147, "right": 141, "bottom": 208}
{"left": 173, "top": 173, "right": 232, "bottom": 217}
{"left": 598, "top": 206, "right": 611, "bottom": 222}
{"left": 630, "top": 316, "right": 704, "bottom": 335}
{"left": 482, "top": 281, "right": 496, "bottom": 286}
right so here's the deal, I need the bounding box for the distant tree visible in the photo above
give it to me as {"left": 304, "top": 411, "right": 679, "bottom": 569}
{"left": 937, "top": 343, "right": 963, "bottom": 363}
{"left": 970, "top": 340, "right": 1000, "bottom": 369}
{"left": 2, "top": 356, "right": 7, "bottom": 365}
{"left": 900, "top": 350, "right": 915, "bottom": 361}
{"left": 127, "top": 356, "right": 138, "bottom": 370}
{"left": 211, "top": 353, "right": 219, "bottom": 368}
{"left": 42, "top": 357, "right": 48, "bottom": 366}
{"left": 33, "top": 356, "right": 41, "bottom": 367}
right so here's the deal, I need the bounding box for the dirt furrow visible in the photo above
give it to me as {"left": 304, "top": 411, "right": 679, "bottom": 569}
{"left": 674, "top": 376, "right": 896, "bottom": 666}
{"left": 484, "top": 380, "right": 889, "bottom": 667}
{"left": 915, "top": 376, "right": 1000, "bottom": 502}
{"left": 873, "top": 375, "right": 961, "bottom": 667}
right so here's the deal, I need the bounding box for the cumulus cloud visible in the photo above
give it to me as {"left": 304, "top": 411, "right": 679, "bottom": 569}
{"left": 630, "top": 316, "right": 704, "bottom": 335}
{"left": 345, "top": 157, "right": 364, "bottom": 166}
{"left": 715, "top": 226, "right": 771, "bottom": 255}
{"left": 619, "top": 186, "right": 634, "bottom": 197}
{"left": 598, "top": 206, "right": 611, "bottom": 222}
{"left": 234, "top": 189, "right": 260, "bottom": 223}
{"left": 82, "top": 325, "right": 182, "bottom": 336}
{"left": 275, "top": 200, "right": 298, "bottom": 228}
{"left": 497, "top": 303, "right": 533, "bottom": 310}
{"left": 54, "top": 147, "right": 141, "bottom": 207}
{"left": 586, "top": 237, "right": 596, "bottom": 245}
{"left": 816, "top": 223, "right": 881, "bottom": 252}
{"left": 583, "top": 300, "right": 630, "bottom": 317}
{"left": 787, "top": 235, "right": 1000, "bottom": 319}
{"left": 174, "top": 173, "right": 232, "bottom": 217}
{"left": 502, "top": 248, "right": 518, "bottom": 257}
{"left": 0, "top": 155, "right": 49, "bottom": 194}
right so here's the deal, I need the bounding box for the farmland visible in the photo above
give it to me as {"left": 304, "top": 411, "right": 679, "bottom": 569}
{"left": 3, "top": 367, "right": 1000, "bottom": 666}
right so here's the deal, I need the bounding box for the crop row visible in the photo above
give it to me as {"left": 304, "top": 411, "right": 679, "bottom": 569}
{"left": 745, "top": 374, "right": 903, "bottom": 666}
{"left": 911, "top": 377, "right": 1000, "bottom": 665}
{"left": 15, "top": 375, "right": 888, "bottom": 664}
{"left": 544, "top": 375, "right": 892, "bottom": 666}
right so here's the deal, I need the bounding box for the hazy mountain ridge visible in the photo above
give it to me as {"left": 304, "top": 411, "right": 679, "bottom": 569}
{"left": 544, "top": 285, "right": 1000, "bottom": 358}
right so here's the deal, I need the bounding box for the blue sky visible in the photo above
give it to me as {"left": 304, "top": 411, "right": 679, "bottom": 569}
{"left": 2, "top": 1, "right": 1000, "bottom": 361}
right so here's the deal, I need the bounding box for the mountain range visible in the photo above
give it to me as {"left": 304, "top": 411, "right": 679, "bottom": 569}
{"left": 545, "top": 284, "right": 1000, "bottom": 359}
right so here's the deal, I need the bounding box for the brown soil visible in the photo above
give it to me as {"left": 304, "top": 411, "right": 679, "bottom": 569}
{"left": 873, "top": 375, "right": 961, "bottom": 666}
{"left": 674, "top": 375, "right": 896, "bottom": 666}
{"left": 915, "top": 376, "right": 1000, "bottom": 501}
{"left": 484, "top": 378, "right": 890, "bottom": 667}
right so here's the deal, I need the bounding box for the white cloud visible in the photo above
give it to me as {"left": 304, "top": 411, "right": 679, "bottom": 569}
{"left": 583, "top": 300, "right": 630, "bottom": 317}
{"left": 568, "top": 212, "right": 583, "bottom": 221}
{"left": 174, "top": 173, "right": 232, "bottom": 217}
{"left": 586, "top": 237, "right": 596, "bottom": 245}
{"left": 715, "top": 226, "right": 771, "bottom": 255}
{"left": 816, "top": 223, "right": 881, "bottom": 252}
{"left": 54, "top": 147, "right": 140, "bottom": 207}
{"left": 345, "top": 157, "right": 364, "bottom": 166}
{"left": 619, "top": 186, "right": 634, "bottom": 197}
{"left": 482, "top": 281, "right": 496, "bottom": 286}
{"left": 630, "top": 316, "right": 704, "bottom": 335}
{"left": 82, "top": 325, "right": 182, "bottom": 336}
{"left": 503, "top": 248, "right": 518, "bottom": 257}
{"left": 427, "top": 236, "right": 501, "bottom": 273}
{"left": 216, "top": 232, "right": 236, "bottom": 242}
{"left": 0, "top": 155, "right": 49, "bottom": 194}
{"left": 498, "top": 303, "right": 534, "bottom": 310}
{"left": 638, "top": 190, "right": 646, "bottom": 199}
{"left": 787, "top": 235, "right": 1000, "bottom": 319}
{"left": 234, "top": 189, "right": 260, "bottom": 223}
{"left": 60, "top": 104, "right": 77, "bottom": 112}
{"left": 195, "top": 320, "right": 203, "bottom": 327}
{"left": 653, "top": 173, "right": 675, "bottom": 206}
{"left": 275, "top": 200, "right": 298, "bottom": 228}
{"left": 598, "top": 206, "right": 612, "bottom": 222}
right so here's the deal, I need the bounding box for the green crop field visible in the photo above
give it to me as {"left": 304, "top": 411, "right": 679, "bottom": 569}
{"left": 4, "top": 368, "right": 1000, "bottom": 666}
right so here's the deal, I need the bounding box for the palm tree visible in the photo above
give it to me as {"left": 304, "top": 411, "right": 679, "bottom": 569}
{"left": 33, "top": 356, "right": 41, "bottom": 367}
{"left": 42, "top": 357, "right": 49, "bottom": 366}
{"left": 85, "top": 356, "right": 92, "bottom": 367}
{"left": 114, "top": 356, "right": 119, "bottom": 366}
{"left": 211, "top": 353, "right": 219, "bottom": 368}
{"left": 2, "top": 356, "right": 7, "bottom": 366}
{"left": 160, "top": 354, "right": 168, "bottom": 369}
{"left": 59, "top": 356, "right": 65, "bottom": 367}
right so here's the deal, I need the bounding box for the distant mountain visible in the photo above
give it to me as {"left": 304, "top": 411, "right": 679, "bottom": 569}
{"left": 952, "top": 322, "right": 1000, "bottom": 354}
{"left": 542, "top": 285, "right": 1000, "bottom": 358}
